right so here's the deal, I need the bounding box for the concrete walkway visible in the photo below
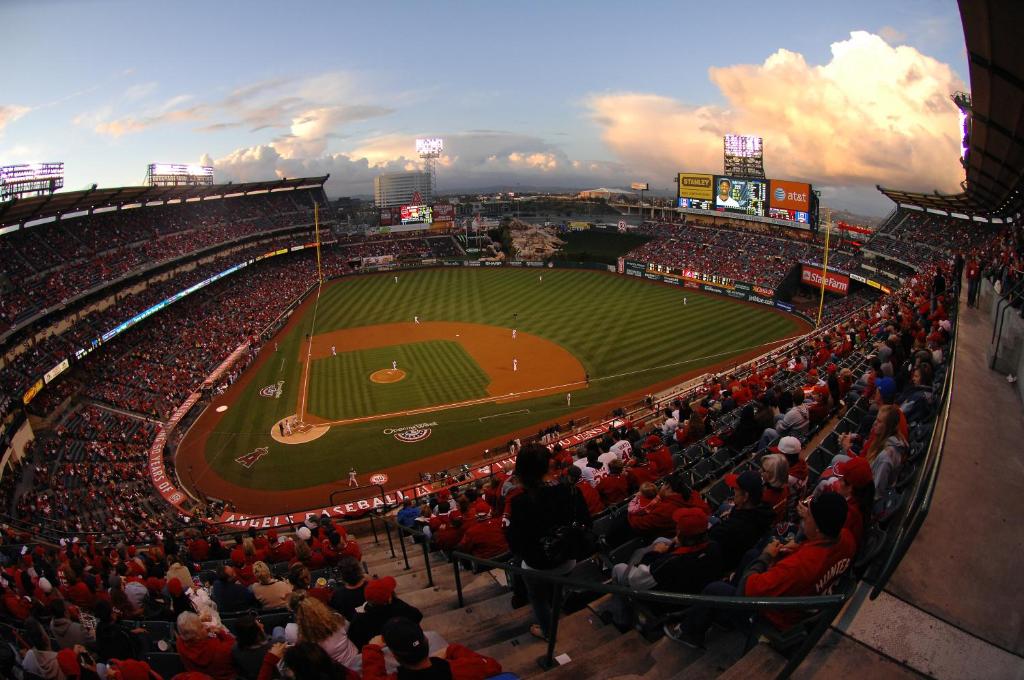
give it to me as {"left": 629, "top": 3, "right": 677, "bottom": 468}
{"left": 813, "top": 288, "right": 1024, "bottom": 679}
{"left": 883, "top": 292, "right": 1024, "bottom": 658}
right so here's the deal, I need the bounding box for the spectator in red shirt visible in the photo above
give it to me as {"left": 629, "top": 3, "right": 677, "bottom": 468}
{"left": 456, "top": 512, "right": 510, "bottom": 559}
{"left": 597, "top": 459, "right": 631, "bottom": 506}
{"left": 668, "top": 491, "right": 855, "bottom": 646}
{"left": 175, "top": 610, "right": 237, "bottom": 680}
{"left": 628, "top": 475, "right": 710, "bottom": 538}
{"left": 568, "top": 466, "right": 604, "bottom": 516}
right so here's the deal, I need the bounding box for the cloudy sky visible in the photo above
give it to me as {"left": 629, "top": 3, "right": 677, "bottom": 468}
{"left": 1, "top": 0, "right": 967, "bottom": 215}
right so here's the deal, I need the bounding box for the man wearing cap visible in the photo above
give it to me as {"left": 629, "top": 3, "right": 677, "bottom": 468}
{"left": 645, "top": 434, "right": 674, "bottom": 478}
{"left": 668, "top": 491, "right": 855, "bottom": 646}
{"left": 347, "top": 576, "right": 424, "bottom": 650}
{"left": 603, "top": 507, "right": 722, "bottom": 629}
{"left": 708, "top": 470, "right": 775, "bottom": 572}
{"left": 361, "top": 617, "right": 502, "bottom": 680}
{"left": 830, "top": 456, "right": 875, "bottom": 550}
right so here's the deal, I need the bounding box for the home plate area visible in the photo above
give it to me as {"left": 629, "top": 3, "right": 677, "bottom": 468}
{"left": 270, "top": 415, "right": 329, "bottom": 444}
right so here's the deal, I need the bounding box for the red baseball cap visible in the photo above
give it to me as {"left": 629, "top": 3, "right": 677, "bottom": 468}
{"left": 167, "top": 577, "right": 184, "bottom": 597}
{"left": 57, "top": 648, "right": 80, "bottom": 677}
{"left": 364, "top": 576, "right": 397, "bottom": 605}
{"left": 672, "top": 507, "right": 709, "bottom": 537}
{"left": 643, "top": 434, "right": 661, "bottom": 449}
{"left": 834, "top": 456, "right": 873, "bottom": 489}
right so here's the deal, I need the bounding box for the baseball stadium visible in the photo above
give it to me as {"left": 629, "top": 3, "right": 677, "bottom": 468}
{"left": 0, "top": 1, "right": 1022, "bottom": 678}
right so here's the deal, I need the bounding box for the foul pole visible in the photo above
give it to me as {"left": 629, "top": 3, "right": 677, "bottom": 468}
{"left": 314, "top": 202, "right": 323, "bottom": 283}
{"left": 815, "top": 208, "right": 831, "bottom": 328}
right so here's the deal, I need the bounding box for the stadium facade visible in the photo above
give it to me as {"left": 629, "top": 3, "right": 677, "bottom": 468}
{"left": 374, "top": 171, "right": 432, "bottom": 208}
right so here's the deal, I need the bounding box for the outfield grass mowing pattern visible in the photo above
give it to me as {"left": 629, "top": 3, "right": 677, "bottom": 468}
{"left": 307, "top": 340, "right": 490, "bottom": 420}
{"left": 203, "top": 268, "right": 804, "bottom": 489}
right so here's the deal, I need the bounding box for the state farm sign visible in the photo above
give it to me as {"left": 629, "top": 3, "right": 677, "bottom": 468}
{"left": 801, "top": 265, "right": 849, "bottom": 296}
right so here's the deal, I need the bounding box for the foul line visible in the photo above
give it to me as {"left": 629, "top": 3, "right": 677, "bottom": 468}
{"left": 479, "top": 409, "right": 530, "bottom": 421}
{"left": 298, "top": 279, "right": 324, "bottom": 422}
{"left": 300, "top": 331, "right": 806, "bottom": 429}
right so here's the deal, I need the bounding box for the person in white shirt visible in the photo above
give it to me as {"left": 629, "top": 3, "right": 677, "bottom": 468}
{"left": 716, "top": 179, "right": 741, "bottom": 208}
{"left": 661, "top": 407, "right": 679, "bottom": 439}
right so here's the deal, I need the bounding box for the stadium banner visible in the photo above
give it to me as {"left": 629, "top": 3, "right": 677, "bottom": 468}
{"left": 661, "top": 275, "right": 680, "bottom": 285}
{"left": 774, "top": 300, "right": 795, "bottom": 312}
{"left": 442, "top": 260, "right": 463, "bottom": 266}
{"left": 211, "top": 416, "right": 625, "bottom": 528}
{"left": 21, "top": 379, "right": 43, "bottom": 405}
{"left": 506, "top": 261, "right": 524, "bottom": 267}
{"left": 483, "top": 261, "right": 503, "bottom": 267}
{"left": 431, "top": 203, "right": 455, "bottom": 220}
{"left": 623, "top": 260, "right": 646, "bottom": 277}
{"left": 524, "top": 261, "right": 545, "bottom": 268}
{"left": 148, "top": 391, "right": 203, "bottom": 514}
{"left": 677, "top": 173, "right": 714, "bottom": 200}
{"left": 568, "top": 221, "right": 591, "bottom": 231}
{"left": 800, "top": 265, "right": 849, "bottom": 295}
{"left": 617, "top": 257, "right": 624, "bottom": 274}
{"left": 733, "top": 282, "right": 752, "bottom": 292}
{"left": 43, "top": 358, "right": 70, "bottom": 385}
{"left": 749, "top": 294, "right": 775, "bottom": 306}
{"left": 753, "top": 285, "right": 775, "bottom": 297}
{"left": 362, "top": 255, "right": 395, "bottom": 267}
{"left": 768, "top": 179, "right": 811, "bottom": 222}
{"left": 379, "top": 209, "right": 394, "bottom": 226}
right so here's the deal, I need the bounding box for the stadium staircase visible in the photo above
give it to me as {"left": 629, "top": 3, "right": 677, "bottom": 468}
{"left": 345, "top": 525, "right": 793, "bottom": 679}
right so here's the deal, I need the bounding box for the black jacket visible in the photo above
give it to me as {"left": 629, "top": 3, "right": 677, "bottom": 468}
{"left": 506, "top": 483, "right": 592, "bottom": 570}
{"left": 709, "top": 503, "right": 775, "bottom": 571}
{"left": 347, "top": 597, "right": 423, "bottom": 650}
{"left": 647, "top": 542, "right": 724, "bottom": 594}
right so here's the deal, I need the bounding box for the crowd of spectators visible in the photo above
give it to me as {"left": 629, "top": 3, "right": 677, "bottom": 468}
{"left": 0, "top": 235, "right": 310, "bottom": 406}
{"left": 336, "top": 235, "right": 462, "bottom": 263}
{"left": 866, "top": 210, "right": 1005, "bottom": 269}
{"left": 0, "top": 514, "right": 504, "bottom": 679}
{"left": 0, "top": 190, "right": 322, "bottom": 331}
{"left": 627, "top": 222, "right": 851, "bottom": 288}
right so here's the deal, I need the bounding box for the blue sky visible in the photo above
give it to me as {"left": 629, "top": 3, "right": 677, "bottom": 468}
{"left": 1, "top": 0, "right": 968, "bottom": 214}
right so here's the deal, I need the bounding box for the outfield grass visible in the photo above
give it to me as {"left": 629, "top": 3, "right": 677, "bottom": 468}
{"left": 200, "top": 268, "right": 803, "bottom": 489}
{"left": 307, "top": 340, "right": 490, "bottom": 420}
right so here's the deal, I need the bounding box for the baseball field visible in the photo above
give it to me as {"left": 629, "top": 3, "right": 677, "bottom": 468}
{"left": 177, "top": 267, "right": 808, "bottom": 513}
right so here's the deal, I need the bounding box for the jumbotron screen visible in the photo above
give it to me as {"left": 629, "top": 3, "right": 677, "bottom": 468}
{"left": 400, "top": 204, "right": 432, "bottom": 224}
{"left": 713, "top": 175, "right": 767, "bottom": 216}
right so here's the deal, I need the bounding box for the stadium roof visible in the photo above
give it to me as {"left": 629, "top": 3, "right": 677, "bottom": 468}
{"left": 879, "top": 1, "right": 1024, "bottom": 219}
{"left": 0, "top": 175, "right": 329, "bottom": 230}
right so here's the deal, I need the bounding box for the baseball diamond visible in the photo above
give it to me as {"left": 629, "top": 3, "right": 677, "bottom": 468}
{"left": 176, "top": 267, "right": 807, "bottom": 512}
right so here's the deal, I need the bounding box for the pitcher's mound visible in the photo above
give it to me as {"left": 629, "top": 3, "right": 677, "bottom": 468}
{"left": 371, "top": 368, "right": 407, "bottom": 384}
{"left": 271, "top": 416, "right": 330, "bottom": 444}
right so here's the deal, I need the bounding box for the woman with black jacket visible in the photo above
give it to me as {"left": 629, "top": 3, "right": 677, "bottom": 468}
{"left": 506, "top": 443, "right": 592, "bottom": 641}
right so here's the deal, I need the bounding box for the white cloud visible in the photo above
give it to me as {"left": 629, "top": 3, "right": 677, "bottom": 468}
{"left": 587, "top": 31, "right": 965, "bottom": 197}
{"left": 209, "top": 130, "right": 625, "bottom": 197}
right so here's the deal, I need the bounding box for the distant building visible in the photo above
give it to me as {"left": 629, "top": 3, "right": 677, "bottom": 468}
{"left": 577, "top": 187, "right": 631, "bottom": 200}
{"left": 374, "top": 172, "right": 432, "bottom": 208}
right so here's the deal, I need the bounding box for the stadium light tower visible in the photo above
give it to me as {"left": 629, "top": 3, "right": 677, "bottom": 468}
{"left": 416, "top": 138, "right": 443, "bottom": 198}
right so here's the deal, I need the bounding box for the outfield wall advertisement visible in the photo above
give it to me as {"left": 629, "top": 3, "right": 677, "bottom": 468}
{"left": 800, "top": 265, "right": 849, "bottom": 295}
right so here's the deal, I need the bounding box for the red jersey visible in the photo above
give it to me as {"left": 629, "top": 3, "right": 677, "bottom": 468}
{"left": 743, "top": 529, "right": 856, "bottom": 629}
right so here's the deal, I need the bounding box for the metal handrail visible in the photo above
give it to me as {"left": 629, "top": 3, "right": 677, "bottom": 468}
{"left": 869, "top": 298, "right": 959, "bottom": 597}
{"left": 446, "top": 550, "right": 846, "bottom": 676}
{"left": 380, "top": 515, "right": 845, "bottom": 676}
